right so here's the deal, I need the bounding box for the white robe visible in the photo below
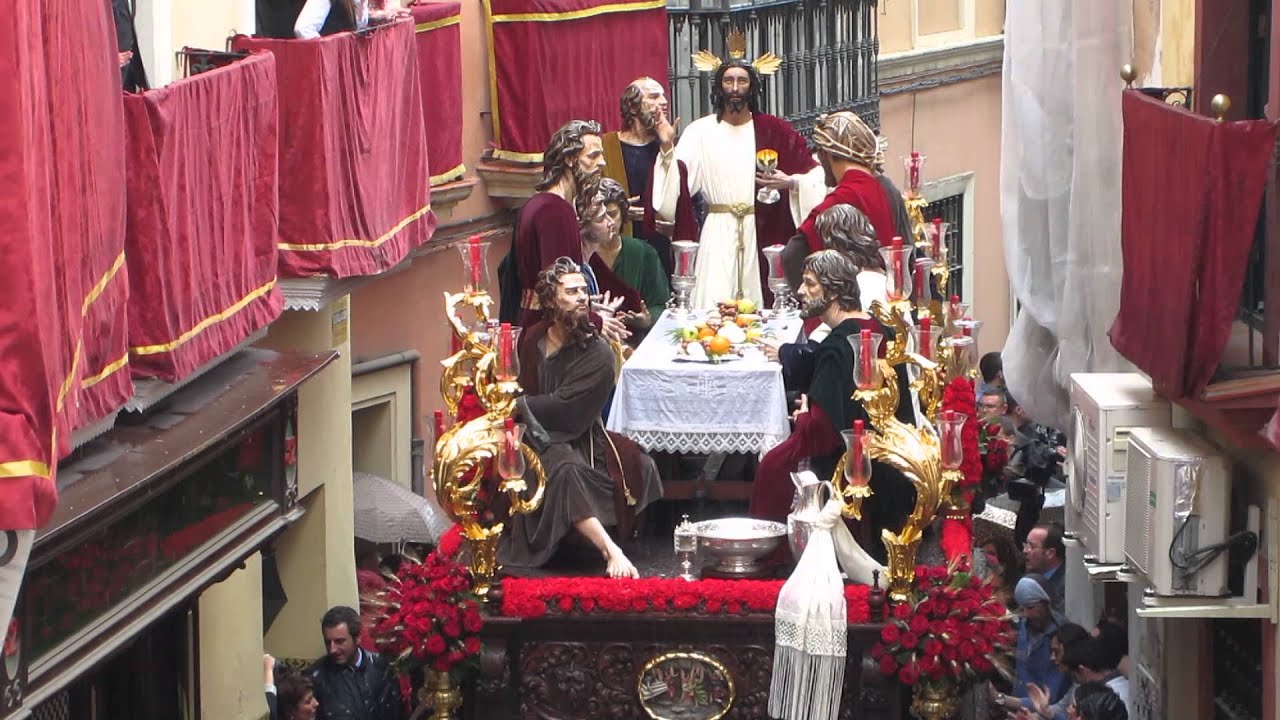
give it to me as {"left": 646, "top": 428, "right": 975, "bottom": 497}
{"left": 653, "top": 115, "right": 826, "bottom": 308}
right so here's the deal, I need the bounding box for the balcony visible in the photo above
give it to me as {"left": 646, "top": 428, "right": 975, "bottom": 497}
{"left": 1110, "top": 87, "right": 1280, "bottom": 450}
{"left": 231, "top": 20, "right": 438, "bottom": 308}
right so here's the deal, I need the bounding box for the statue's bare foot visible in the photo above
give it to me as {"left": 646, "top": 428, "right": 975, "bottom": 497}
{"left": 605, "top": 546, "right": 639, "bottom": 579}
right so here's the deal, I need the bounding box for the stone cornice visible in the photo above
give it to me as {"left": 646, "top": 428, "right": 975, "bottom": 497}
{"left": 878, "top": 35, "right": 1004, "bottom": 95}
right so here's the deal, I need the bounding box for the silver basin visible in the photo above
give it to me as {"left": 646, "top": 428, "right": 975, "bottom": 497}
{"left": 692, "top": 518, "right": 787, "bottom": 574}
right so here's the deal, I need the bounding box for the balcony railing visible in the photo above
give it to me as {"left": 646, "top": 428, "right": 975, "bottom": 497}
{"left": 667, "top": 0, "right": 879, "bottom": 137}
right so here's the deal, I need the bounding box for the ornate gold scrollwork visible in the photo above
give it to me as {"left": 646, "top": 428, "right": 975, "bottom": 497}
{"left": 828, "top": 298, "right": 971, "bottom": 601}
{"left": 433, "top": 291, "right": 547, "bottom": 599}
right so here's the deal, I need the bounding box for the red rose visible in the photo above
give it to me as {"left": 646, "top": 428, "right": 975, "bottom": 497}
{"left": 556, "top": 596, "right": 575, "bottom": 613}
{"left": 631, "top": 598, "right": 649, "bottom": 612}
{"left": 878, "top": 654, "right": 898, "bottom": 676}
{"left": 922, "top": 639, "right": 943, "bottom": 657}
{"left": 900, "top": 632, "right": 919, "bottom": 649}
{"left": 432, "top": 657, "right": 452, "bottom": 673}
{"left": 424, "top": 634, "right": 447, "bottom": 656}
{"left": 463, "top": 610, "right": 483, "bottom": 633}
{"left": 880, "top": 624, "right": 901, "bottom": 645}
{"left": 928, "top": 566, "right": 948, "bottom": 581}
{"left": 892, "top": 603, "right": 913, "bottom": 620}
{"left": 463, "top": 636, "right": 481, "bottom": 655}
{"left": 908, "top": 615, "right": 929, "bottom": 634}
{"left": 898, "top": 664, "right": 920, "bottom": 686}
{"left": 726, "top": 601, "right": 742, "bottom": 614}
{"left": 579, "top": 598, "right": 596, "bottom": 613}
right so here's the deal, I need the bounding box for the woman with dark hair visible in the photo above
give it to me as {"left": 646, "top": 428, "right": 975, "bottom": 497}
{"left": 981, "top": 534, "right": 1025, "bottom": 609}
{"left": 265, "top": 654, "right": 320, "bottom": 720}
{"left": 1025, "top": 623, "right": 1090, "bottom": 720}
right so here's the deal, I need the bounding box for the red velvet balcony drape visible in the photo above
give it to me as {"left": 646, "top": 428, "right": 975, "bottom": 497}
{"left": 413, "top": 2, "right": 465, "bottom": 185}
{"left": 0, "top": 0, "right": 129, "bottom": 529}
{"left": 123, "top": 53, "right": 284, "bottom": 383}
{"left": 484, "top": 0, "right": 669, "bottom": 162}
{"left": 233, "top": 21, "right": 435, "bottom": 278}
{"left": 1109, "top": 90, "right": 1279, "bottom": 398}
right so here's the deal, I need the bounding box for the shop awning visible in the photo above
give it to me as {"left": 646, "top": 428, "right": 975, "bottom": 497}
{"left": 21, "top": 348, "right": 335, "bottom": 709}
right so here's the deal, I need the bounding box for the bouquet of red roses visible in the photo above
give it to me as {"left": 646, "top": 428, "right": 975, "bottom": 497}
{"left": 870, "top": 560, "right": 1016, "bottom": 689}
{"left": 372, "top": 529, "right": 484, "bottom": 677}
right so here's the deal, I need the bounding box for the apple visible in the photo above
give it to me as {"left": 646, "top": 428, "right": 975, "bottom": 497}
{"left": 737, "top": 298, "right": 757, "bottom": 314}
{"left": 680, "top": 327, "right": 698, "bottom": 342}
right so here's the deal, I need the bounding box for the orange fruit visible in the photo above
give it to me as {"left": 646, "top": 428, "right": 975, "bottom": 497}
{"left": 698, "top": 327, "right": 716, "bottom": 340}
{"left": 736, "top": 315, "right": 751, "bottom": 328}
{"left": 707, "top": 336, "right": 732, "bottom": 355}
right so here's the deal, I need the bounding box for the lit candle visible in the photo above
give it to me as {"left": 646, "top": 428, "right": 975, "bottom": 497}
{"left": 920, "top": 315, "right": 932, "bottom": 360}
{"left": 851, "top": 419, "right": 865, "bottom": 484}
{"left": 931, "top": 218, "right": 943, "bottom": 257}
{"left": 468, "top": 235, "right": 483, "bottom": 288}
{"left": 859, "top": 328, "right": 874, "bottom": 387}
{"left": 499, "top": 323, "right": 514, "bottom": 378}
{"left": 909, "top": 151, "right": 921, "bottom": 190}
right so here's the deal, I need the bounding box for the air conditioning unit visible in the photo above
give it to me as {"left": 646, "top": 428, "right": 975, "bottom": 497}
{"left": 1068, "top": 373, "right": 1171, "bottom": 565}
{"left": 1123, "top": 427, "right": 1231, "bottom": 597}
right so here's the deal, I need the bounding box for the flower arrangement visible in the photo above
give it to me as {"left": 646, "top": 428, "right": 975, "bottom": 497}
{"left": 500, "top": 577, "right": 871, "bottom": 622}
{"left": 870, "top": 560, "right": 1016, "bottom": 690}
{"left": 372, "top": 526, "right": 484, "bottom": 677}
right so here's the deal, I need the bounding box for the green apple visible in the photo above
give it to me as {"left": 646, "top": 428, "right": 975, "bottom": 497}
{"left": 680, "top": 327, "right": 698, "bottom": 342}
{"left": 737, "top": 298, "right": 757, "bottom": 314}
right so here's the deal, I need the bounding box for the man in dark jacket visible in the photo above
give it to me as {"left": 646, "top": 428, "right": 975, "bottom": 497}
{"left": 308, "top": 606, "right": 405, "bottom": 720}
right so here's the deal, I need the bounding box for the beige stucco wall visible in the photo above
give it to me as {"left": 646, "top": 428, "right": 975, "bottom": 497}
{"left": 352, "top": 363, "right": 414, "bottom": 489}
{"left": 198, "top": 552, "right": 267, "bottom": 720}
{"left": 1132, "top": 0, "right": 1195, "bottom": 88}
{"left": 257, "top": 302, "right": 358, "bottom": 660}
{"left": 879, "top": 75, "right": 1008, "bottom": 353}
{"left": 879, "top": 0, "right": 1006, "bottom": 54}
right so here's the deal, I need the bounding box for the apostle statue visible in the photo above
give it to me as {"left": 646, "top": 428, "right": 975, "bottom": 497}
{"left": 600, "top": 77, "right": 698, "bottom": 275}
{"left": 501, "top": 258, "right": 664, "bottom": 578}
{"left": 652, "top": 32, "right": 827, "bottom": 307}
{"left": 499, "top": 120, "right": 628, "bottom": 344}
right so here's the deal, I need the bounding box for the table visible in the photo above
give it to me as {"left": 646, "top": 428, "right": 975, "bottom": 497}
{"left": 607, "top": 310, "right": 802, "bottom": 456}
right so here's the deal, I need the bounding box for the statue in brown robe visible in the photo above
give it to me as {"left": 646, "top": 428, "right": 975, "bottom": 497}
{"left": 499, "top": 259, "right": 663, "bottom": 577}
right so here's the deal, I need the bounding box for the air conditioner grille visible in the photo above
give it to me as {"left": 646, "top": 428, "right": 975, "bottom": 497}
{"left": 1124, "top": 443, "right": 1154, "bottom": 574}
{"left": 1083, "top": 425, "right": 1101, "bottom": 543}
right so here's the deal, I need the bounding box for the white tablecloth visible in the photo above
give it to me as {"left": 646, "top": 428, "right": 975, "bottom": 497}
{"left": 606, "top": 310, "right": 803, "bottom": 455}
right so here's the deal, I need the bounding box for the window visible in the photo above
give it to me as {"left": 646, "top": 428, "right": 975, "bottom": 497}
{"left": 928, "top": 192, "right": 965, "bottom": 299}
{"left": 919, "top": 171, "right": 975, "bottom": 303}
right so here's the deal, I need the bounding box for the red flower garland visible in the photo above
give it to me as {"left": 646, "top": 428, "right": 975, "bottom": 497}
{"left": 871, "top": 562, "right": 1016, "bottom": 688}
{"left": 500, "top": 577, "right": 872, "bottom": 623}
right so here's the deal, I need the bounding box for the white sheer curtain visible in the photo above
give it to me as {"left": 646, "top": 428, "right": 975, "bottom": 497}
{"left": 999, "top": 0, "right": 1134, "bottom": 430}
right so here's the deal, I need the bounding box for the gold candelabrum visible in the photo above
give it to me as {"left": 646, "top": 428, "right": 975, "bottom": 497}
{"left": 829, "top": 299, "right": 971, "bottom": 602}
{"left": 433, "top": 290, "right": 547, "bottom": 599}
{"left": 904, "top": 189, "right": 955, "bottom": 310}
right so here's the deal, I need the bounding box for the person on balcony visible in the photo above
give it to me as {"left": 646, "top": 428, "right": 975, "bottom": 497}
{"left": 600, "top": 77, "right": 697, "bottom": 275}
{"left": 589, "top": 178, "right": 671, "bottom": 327}
{"left": 749, "top": 251, "right": 915, "bottom": 561}
{"left": 293, "top": 0, "right": 410, "bottom": 40}
{"left": 652, "top": 39, "right": 826, "bottom": 308}
{"left": 505, "top": 258, "right": 663, "bottom": 578}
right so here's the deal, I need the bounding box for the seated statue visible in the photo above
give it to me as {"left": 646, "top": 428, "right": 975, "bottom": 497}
{"left": 749, "top": 250, "right": 916, "bottom": 562}
{"left": 500, "top": 257, "right": 664, "bottom": 578}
